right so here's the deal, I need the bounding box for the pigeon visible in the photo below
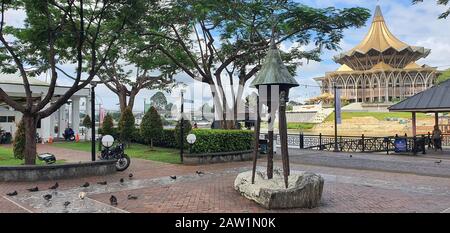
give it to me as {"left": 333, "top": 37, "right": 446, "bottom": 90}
{"left": 43, "top": 194, "right": 52, "bottom": 201}
{"left": 170, "top": 176, "right": 176, "bottom": 180}
{"left": 349, "top": 154, "right": 353, "bottom": 158}
{"left": 128, "top": 173, "right": 133, "bottom": 179}
{"left": 6, "top": 191, "right": 18, "bottom": 196}
{"left": 120, "top": 178, "right": 124, "bottom": 183}
{"left": 196, "top": 171, "right": 204, "bottom": 175}
{"left": 63, "top": 201, "right": 71, "bottom": 208}
{"left": 435, "top": 160, "right": 442, "bottom": 164}
{"left": 97, "top": 181, "right": 107, "bottom": 185}
{"left": 27, "top": 187, "right": 39, "bottom": 192}
{"left": 78, "top": 192, "right": 86, "bottom": 200}
{"left": 49, "top": 182, "right": 59, "bottom": 190}
{"left": 110, "top": 195, "right": 118, "bottom": 206}
{"left": 127, "top": 194, "right": 138, "bottom": 200}
{"left": 80, "top": 182, "right": 90, "bottom": 188}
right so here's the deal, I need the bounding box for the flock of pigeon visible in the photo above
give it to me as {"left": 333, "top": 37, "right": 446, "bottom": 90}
{"left": 5, "top": 170, "right": 207, "bottom": 208}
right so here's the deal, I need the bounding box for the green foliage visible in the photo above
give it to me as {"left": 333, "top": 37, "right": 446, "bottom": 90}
{"left": 174, "top": 118, "right": 192, "bottom": 148}
{"left": 140, "top": 106, "right": 163, "bottom": 147}
{"left": 119, "top": 107, "right": 135, "bottom": 145}
{"left": 437, "top": 69, "right": 450, "bottom": 84}
{"left": 287, "top": 123, "right": 316, "bottom": 131}
{"left": 154, "top": 129, "right": 178, "bottom": 148}
{"left": 190, "top": 129, "right": 253, "bottom": 154}
{"left": 413, "top": 0, "right": 450, "bottom": 19}
{"left": 12, "top": 120, "right": 26, "bottom": 160}
{"left": 101, "top": 113, "right": 115, "bottom": 136}
{"left": 150, "top": 92, "right": 168, "bottom": 111}
{"left": 82, "top": 115, "right": 91, "bottom": 129}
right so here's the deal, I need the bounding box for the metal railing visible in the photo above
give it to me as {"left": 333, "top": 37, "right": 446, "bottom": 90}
{"left": 263, "top": 133, "right": 435, "bottom": 154}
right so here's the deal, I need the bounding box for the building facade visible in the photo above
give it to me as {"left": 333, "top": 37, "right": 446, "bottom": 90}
{"left": 0, "top": 73, "right": 90, "bottom": 141}
{"left": 314, "top": 6, "right": 439, "bottom": 104}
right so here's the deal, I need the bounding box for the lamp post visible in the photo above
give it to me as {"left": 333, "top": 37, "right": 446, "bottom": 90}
{"left": 179, "top": 90, "right": 184, "bottom": 163}
{"left": 333, "top": 80, "right": 339, "bottom": 152}
{"left": 249, "top": 37, "right": 299, "bottom": 188}
{"left": 90, "top": 81, "right": 97, "bottom": 161}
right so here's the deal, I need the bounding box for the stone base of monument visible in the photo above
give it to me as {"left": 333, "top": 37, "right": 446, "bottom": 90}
{"left": 234, "top": 168, "right": 324, "bottom": 209}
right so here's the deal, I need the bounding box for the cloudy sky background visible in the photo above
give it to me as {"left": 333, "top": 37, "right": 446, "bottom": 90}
{"left": 3, "top": 0, "right": 450, "bottom": 113}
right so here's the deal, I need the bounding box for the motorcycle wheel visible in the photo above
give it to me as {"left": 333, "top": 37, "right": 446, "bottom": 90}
{"left": 69, "top": 135, "right": 76, "bottom": 141}
{"left": 116, "top": 154, "right": 131, "bottom": 171}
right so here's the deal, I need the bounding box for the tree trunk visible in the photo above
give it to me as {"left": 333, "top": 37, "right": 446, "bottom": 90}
{"left": 23, "top": 114, "right": 37, "bottom": 165}
{"left": 118, "top": 90, "right": 127, "bottom": 112}
{"left": 150, "top": 138, "right": 153, "bottom": 148}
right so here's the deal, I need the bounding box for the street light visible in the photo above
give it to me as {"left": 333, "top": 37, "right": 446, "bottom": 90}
{"left": 90, "top": 80, "right": 98, "bottom": 161}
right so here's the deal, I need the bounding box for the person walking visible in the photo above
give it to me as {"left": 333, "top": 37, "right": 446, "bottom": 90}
{"left": 432, "top": 125, "right": 442, "bottom": 151}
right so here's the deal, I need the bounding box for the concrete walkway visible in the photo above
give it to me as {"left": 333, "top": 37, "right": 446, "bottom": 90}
{"left": 280, "top": 148, "right": 450, "bottom": 178}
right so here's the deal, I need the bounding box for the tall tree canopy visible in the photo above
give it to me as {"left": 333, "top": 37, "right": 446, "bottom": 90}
{"left": 150, "top": 91, "right": 168, "bottom": 112}
{"left": 0, "top": 0, "right": 143, "bottom": 164}
{"left": 95, "top": 1, "right": 178, "bottom": 112}
{"left": 138, "top": 0, "right": 371, "bottom": 128}
{"left": 413, "top": 0, "right": 450, "bottom": 19}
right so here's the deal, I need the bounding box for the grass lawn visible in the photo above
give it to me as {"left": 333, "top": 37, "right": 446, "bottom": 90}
{"left": 0, "top": 146, "right": 64, "bottom": 166}
{"left": 52, "top": 141, "right": 181, "bottom": 164}
{"left": 287, "top": 122, "right": 316, "bottom": 131}
{"left": 324, "top": 112, "right": 431, "bottom": 122}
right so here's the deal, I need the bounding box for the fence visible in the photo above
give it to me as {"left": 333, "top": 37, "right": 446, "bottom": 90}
{"left": 263, "top": 132, "right": 450, "bottom": 154}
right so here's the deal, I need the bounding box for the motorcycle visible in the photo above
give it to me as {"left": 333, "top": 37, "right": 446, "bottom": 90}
{"left": 99, "top": 143, "right": 131, "bottom": 171}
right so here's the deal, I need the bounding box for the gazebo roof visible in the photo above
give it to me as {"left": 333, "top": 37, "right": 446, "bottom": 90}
{"left": 250, "top": 41, "right": 299, "bottom": 88}
{"left": 389, "top": 79, "right": 450, "bottom": 112}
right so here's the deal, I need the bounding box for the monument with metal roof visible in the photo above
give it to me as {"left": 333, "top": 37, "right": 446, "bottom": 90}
{"left": 314, "top": 5, "right": 440, "bottom": 104}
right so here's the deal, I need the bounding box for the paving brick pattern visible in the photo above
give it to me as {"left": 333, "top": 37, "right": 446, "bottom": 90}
{"left": 1, "top": 145, "right": 450, "bottom": 213}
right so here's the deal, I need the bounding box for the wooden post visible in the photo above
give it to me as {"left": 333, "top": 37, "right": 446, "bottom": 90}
{"left": 278, "top": 90, "right": 289, "bottom": 188}
{"left": 251, "top": 97, "right": 261, "bottom": 184}
{"left": 435, "top": 112, "right": 439, "bottom": 128}
{"left": 267, "top": 101, "right": 274, "bottom": 180}
{"left": 412, "top": 112, "right": 417, "bottom": 137}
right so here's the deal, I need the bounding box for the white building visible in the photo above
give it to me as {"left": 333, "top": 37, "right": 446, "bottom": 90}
{"left": 0, "top": 73, "right": 90, "bottom": 141}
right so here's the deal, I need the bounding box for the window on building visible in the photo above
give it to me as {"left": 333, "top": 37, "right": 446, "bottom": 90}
{"left": 0, "top": 116, "right": 17, "bottom": 123}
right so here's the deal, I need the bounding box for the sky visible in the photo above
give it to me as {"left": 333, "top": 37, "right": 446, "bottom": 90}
{"left": 3, "top": 0, "right": 450, "bottom": 113}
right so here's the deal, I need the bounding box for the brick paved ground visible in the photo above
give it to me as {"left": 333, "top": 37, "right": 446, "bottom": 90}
{"left": 1, "top": 145, "right": 450, "bottom": 213}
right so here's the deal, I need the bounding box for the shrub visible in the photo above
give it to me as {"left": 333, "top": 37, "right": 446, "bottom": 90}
{"left": 140, "top": 106, "right": 163, "bottom": 147}
{"left": 153, "top": 129, "right": 177, "bottom": 148}
{"left": 101, "top": 113, "right": 115, "bottom": 136}
{"left": 190, "top": 129, "right": 253, "bottom": 153}
{"left": 13, "top": 120, "right": 25, "bottom": 160}
{"left": 118, "top": 107, "right": 135, "bottom": 145}
{"left": 174, "top": 119, "right": 192, "bottom": 148}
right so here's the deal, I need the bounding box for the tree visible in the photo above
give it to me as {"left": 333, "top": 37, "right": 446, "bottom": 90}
{"left": 0, "top": 0, "right": 141, "bottom": 164}
{"left": 119, "top": 107, "right": 135, "bottom": 146}
{"left": 150, "top": 91, "right": 168, "bottom": 112}
{"left": 13, "top": 120, "right": 25, "bottom": 160}
{"left": 95, "top": 1, "right": 177, "bottom": 112}
{"left": 413, "top": 0, "right": 450, "bottom": 19}
{"left": 81, "top": 114, "right": 91, "bottom": 140}
{"left": 140, "top": 106, "right": 163, "bottom": 148}
{"left": 139, "top": 0, "right": 370, "bottom": 129}
{"left": 437, "top": 69, "right": 450, "bottom": 84}
{"left": 101, "top": 113, "right": 115, "bottom": 136}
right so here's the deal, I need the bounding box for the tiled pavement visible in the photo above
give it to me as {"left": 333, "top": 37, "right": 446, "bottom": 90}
{"left": 2, "top": 145, "right": 450, "bottom": 213}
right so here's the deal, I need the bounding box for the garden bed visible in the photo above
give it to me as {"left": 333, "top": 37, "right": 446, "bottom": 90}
{"left": 0, "top": 160, "right": 116, "bottom": 182}
{"left": 183, "top": 150, "right": 256, "bottom": 165}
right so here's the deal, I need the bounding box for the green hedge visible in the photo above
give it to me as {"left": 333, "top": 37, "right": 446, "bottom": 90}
{"left": 153, "top": 129, "right": 178, "bottom": 148}
{"left": 189, "top": 129, "right": 253, "bottom": 154}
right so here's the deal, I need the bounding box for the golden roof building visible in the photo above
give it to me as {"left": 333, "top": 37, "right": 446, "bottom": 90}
{"left": 315, "top": 6, "right": 439, "bottom": 104}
